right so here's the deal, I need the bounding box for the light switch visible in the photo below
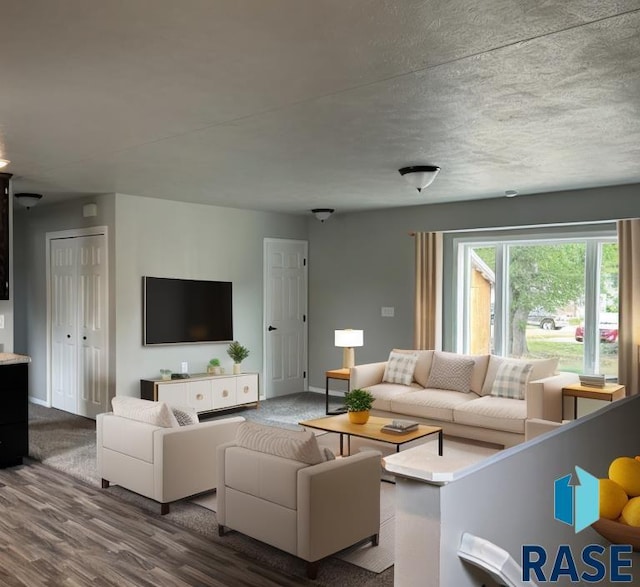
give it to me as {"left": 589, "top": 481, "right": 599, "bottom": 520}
{"left": 0, "top": 314, "right": 4, "bottom": 328}
{"left": 181, "top": 361, "right": 189, "bottom": 373}
{"left": 381, "top": 307, "right": 395, "bottom": 317}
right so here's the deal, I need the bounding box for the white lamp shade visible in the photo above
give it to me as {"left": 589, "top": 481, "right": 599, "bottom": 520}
{"left": 334, "top": 329, "right": 364, "bottom": 348}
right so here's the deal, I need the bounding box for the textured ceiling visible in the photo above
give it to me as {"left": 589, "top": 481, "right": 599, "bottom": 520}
{"left": 2, "top": 1, "right": 640, "bottom": 214}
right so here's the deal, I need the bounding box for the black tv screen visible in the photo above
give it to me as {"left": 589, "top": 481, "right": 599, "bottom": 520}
{"left": 143, "top": 277, "right": 233, "bottom": 345}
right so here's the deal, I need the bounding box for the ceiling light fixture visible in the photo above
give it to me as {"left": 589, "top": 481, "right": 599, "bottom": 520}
{"left": 15, "top": 193, "right": 43, "bottom": 210}
{"left": 398, "top": 165, "right": 441, "bottom": 192}
{"left": 504, "top": 190, "right": 518, "bottom": 198}
{"left": 0, "top": 159, "right": 9, "bottom": 169}
{"left": 311, "top": 208, "right": 334, "bottom": 223}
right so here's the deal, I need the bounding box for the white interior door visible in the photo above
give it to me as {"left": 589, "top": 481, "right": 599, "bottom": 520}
{"left": 264, "top": 239, "right": 308, "bottom": 398}
{"left": 77, "top": 235, "right": 109, "bottom": 418}
{"left": 51, "top": 239, "right": 78, "bottom": 413}
{"left": 49, "top": 230, "right": 109, "bottom": 418}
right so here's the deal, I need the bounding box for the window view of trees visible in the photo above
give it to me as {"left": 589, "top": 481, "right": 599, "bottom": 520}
{"left": 461, "top": 236, "right": 618, "bottom": 377}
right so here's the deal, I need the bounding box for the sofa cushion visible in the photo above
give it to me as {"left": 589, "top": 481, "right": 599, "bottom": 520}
{"left": 235, "top": 421, "right": 326, "bottom": 465}
{"left": 111, "top": 396, "right": 180, "bottom": 428}
{"left": 367, "top": 382, "right": 423, "bottom": 411}
{"left": 481, "top": 356, "right": 558, "bottom": 396}
{"left": 454, "top": 396, "right": 527, "bottom": 434}
{"left": 490, "top": 361, "right": 533, "bottom": 400}
{"left": 391, "top": 349, "right": 434, "bottom": 387}
{"left": 224, "top": 445, "right": 307, "bottom": 510}
{"left": 390, "top": 389, "right": 479, "bottom": 422}
{"left": 383, "top": 351, "right": 419, "bottom": 385}
{"left": 426, "top": 351, "right": 475, "bottom": 393}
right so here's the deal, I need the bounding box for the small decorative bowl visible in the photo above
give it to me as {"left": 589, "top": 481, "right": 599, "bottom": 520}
{"left": 591, "top": 518, "right": 640, "bottom": 551}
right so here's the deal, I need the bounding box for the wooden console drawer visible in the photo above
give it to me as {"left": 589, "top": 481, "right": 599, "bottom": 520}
{"left": 188, "top": 380, "right": 214, "bottom": 412}
{"left": 212, "top": 378, "right": 237, "bottom": 409}
{"left": 236, "top": 374, "right": 259, "bottom": 405}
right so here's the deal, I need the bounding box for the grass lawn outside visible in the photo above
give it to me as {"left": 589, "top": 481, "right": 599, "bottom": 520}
{"left": 522, "top": 326, "right": 618, "bottom": 376}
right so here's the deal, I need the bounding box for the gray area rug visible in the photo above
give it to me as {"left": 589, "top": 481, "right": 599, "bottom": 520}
{"left": 28, "top": 393, "right": 394, "bottom": 587}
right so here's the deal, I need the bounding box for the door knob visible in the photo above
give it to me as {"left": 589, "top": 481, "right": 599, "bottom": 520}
{"left": 268, "top": 325, "right": 277, "bottom": 331}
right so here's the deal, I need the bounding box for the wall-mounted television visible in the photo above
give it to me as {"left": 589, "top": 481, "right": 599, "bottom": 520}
{"left": 143, "top": 277, "right": 233, "bottom": 345}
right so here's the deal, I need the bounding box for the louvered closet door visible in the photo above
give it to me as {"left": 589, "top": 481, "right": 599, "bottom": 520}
{"left": 50, "top": 233, "right": 108, "bottom": 417}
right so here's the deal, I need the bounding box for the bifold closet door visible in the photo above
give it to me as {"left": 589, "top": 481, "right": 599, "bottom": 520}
{"left": 50, "top": 234, "right": 108, "bottom": 418}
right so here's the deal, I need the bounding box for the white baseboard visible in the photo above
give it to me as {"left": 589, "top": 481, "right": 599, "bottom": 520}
{"left": 29, "top": 396, "right": 50, "bottom": 407}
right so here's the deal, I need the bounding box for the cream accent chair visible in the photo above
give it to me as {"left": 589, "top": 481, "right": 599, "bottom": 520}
{"left": 97, "top": 410, "right": 245, "bottom": 514}
{"left": 217, "top": 439, "right": 381, "bottom": 579}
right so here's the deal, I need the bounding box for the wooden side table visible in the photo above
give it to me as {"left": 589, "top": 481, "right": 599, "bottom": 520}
{"left": 561, "top": 383, "right": 625, "bottom": 419}
{"left": 325, "top": 368, "right": 350, "bottom": 415}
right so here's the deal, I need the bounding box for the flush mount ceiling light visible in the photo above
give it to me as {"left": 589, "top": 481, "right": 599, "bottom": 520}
{"left": 0, "top": 159, "right": 9, "bottom": 169}
{"left": 15, "top": 193, "right": 43, "bottom": 210}
{"left": 504, "top": 190, "right": 518, "bottom": 198}
{"left": 311, "top": 208, "right": 335, "bottom": 223}
{"left": 398, "top": 165, "right": 441, "bottom": 192}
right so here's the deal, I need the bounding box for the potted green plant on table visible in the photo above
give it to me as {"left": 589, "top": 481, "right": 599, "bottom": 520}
{"left": 227, "top": 341, "right": 250, "bottom": 374}
{"left": 344, "top": 388, "right": 375, "bottom": 424}
{"left": 207, "top": 358, "right": 221, "bottom": 375}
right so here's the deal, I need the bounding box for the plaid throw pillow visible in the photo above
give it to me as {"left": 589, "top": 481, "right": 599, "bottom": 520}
{"left": 490, "top": 361, "right": 533, "bottom": 400}
{"left": 383, "top": 351, "right": 419, "bottom": 385}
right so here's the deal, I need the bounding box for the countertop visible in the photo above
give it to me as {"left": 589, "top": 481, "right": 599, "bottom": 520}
{"left": 0, "top": 353, "right": 31, "bottom": 365}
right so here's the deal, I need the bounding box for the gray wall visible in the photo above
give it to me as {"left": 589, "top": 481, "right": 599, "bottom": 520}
{"left": 17, "top": 195, "right": 116, "bottom": 402}
{"left": 393, "top": 395, "right": 640, "bottom": 586}
{"left": 308, "top": 183, "right": 640, "bottom": 389}
{"left": 114, "top": 194, "right": 307, "bottom": 397}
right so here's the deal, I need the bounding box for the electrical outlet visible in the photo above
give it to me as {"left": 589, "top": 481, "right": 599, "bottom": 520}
{"left": 381, "top": 307, "right": 395, "bottom": 317}
{"left": 181, "top": 361, "right": 189, "bottom": 373}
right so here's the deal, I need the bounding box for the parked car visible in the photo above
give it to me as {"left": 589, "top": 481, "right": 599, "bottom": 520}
{"left": 574, "top": 313, "right": 619, "bottom": 343}
{"left": 527, "top": 310, "right": 569, "bottom": 330}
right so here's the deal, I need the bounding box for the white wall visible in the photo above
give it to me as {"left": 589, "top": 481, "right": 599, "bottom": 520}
{"left": 307, "top": 183, "right": 640, "bottom": 389}
{"left": 393, "top": 396, "right": 640, "bottom": 586}
{"left": 114, "top": 194, "right": 307, "bottom": 397}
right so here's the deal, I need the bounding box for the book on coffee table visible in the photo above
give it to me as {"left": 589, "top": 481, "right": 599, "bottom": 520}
{"left": 381, "top": 419, "right": 419, "bottom": 434}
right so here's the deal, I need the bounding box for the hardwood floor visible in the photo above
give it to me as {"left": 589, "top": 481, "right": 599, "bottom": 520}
{"left": 0, "top": 460, "right": 317, "bottom": 587}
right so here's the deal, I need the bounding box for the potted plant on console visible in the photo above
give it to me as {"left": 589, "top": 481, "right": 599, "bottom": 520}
{"left": 344, "top": 388, "right": 375, "bottom": 424}
{"left": 227, "top": 341, "right": 250, "bottom": 374}
{"left": 208, "top": 358, "right": 221, "bottom": 375}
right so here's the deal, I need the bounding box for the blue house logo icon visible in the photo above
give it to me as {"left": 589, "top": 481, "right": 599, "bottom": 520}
{"left": 554, "top": 466, "right": 600, "bottom": 533}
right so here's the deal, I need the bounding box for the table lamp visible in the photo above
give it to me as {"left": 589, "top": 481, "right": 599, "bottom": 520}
{"left": 334, "top": 329, "right": 364, "bottom": 369}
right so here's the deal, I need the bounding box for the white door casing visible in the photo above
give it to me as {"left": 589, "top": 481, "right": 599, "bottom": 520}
{"left": 48, "top": 228, "right": 109, "bottom": 418}
{"left": 263, "top": 239, "right": 308, "bottom": 398}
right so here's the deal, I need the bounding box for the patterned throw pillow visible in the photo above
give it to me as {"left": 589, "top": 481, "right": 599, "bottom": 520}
{"left": 490, "top": 361, "right": 533, "bottom": 400}
{"left": 425, "top": 351, "right": 475, "bottom": 393}
{"left": 383, "top": 351, "right": 419, "bottom": 385}
{"left": 171, "top": 405, "right": 199, "bottom": 426}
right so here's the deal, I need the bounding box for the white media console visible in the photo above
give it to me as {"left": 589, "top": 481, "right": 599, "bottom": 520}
{"left": 140, "top": 372, "right": 259, "bottom": 414}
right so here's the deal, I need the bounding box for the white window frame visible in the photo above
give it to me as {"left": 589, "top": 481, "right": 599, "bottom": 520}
{"left": 447, "top": 224, "right": 617, "bottom": 374}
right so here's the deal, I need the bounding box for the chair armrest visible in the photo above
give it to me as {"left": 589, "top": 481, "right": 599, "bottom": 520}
{"left": 297, "top": 451, "right": 381, "bottom": 562}
{"left": 526, "top": 372, "right": 579, "bottom": 422}
{"left": 351, "top": 362, "right": 387, "bottom": 389}
{"left": 153, "top": 417, "right": 245, "bottom": 502}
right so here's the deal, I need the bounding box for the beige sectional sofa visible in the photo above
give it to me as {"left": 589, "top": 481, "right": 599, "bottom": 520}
{"left": 351, "top": 350, "right": 579, "bottom": 448}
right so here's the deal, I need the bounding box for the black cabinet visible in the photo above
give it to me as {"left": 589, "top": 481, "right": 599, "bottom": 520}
{"left": 0, "top": 362, "right": 29, "bottom": 468}
{"left": 0, "top": 172, "right": 11, "bottom": 300}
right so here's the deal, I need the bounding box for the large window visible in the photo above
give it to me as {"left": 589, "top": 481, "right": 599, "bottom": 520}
{"left": 452, "top": 229, "right": 618, "bottom": 377}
